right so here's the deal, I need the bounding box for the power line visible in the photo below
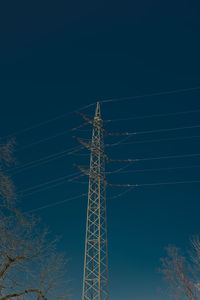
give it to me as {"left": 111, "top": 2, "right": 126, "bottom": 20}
{"left": 22, "top": 178, "right": 200, "bottom": 214}
{"left": 136, "top": 124, "right": 200, "bottom": 136}
{"left": 18, "top": 151, "right": 199, "bottom": 196}
{"left": 14, "top": 121, "right": 200, "bottom": 153}
{"left": 3, "top": 86, "right": 200, "bottom": 140}
{"left": 21, "top": 175, "right": 200, "bottom": 214}
{"left": 108, "top": 124, "right": 200, "bottom": 137}
{"left": 111, "top": 153, "right": 200, "bottom": 163}
{"left": 18, "top": 124, "right": 87, "bottom": 151}
{"left": 21, "top": 176, "right": 200, "bottom": 214}
{"left": 106, "top": 163, "right": 134, "bottom": 174}
{"left": 24, "top": 193, "right": 87, "bottom": 214}
{"left": 18, "top": 171, "right": 81, "bottom": 197}
{"left": 105, "top": 136, "right": 132, "bottom": 147}
{"left": 110, "top": 179, "right": 200, "bottom": 188}
{"left": 109, "top": 187, "right": 136, "bottom": 200}
{"left": 104, "top": 108, "right": 200, "bottom": 123}
{"left": 11, "top": 146, "right": 82, "bottom": 175}
{"left": 101, "top": 85, "right": 200, "bottom": 104}
{"left": 13, "top": 153, "right": 200, "bottom": 197}
{"left": 21, "top": 180, "right": 74, "bottom": 198}
{"left": 11, "top": 126, "right": 200, "bottom": 175}
{"left": 4, "top": 103, "right": 96, "bottom": 139}
{"left": 106, "top": 164, "right": 200, "bottom": 175}
{"left": 105, "top": 134, "right": 200, "bottom": 147}
{"left": 21, "top": 108, "right": 200, "bottom": 151}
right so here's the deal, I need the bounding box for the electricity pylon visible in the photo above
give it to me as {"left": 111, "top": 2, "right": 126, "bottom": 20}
{"left": 82, "top": 102, "right": 109, "bottom": 300}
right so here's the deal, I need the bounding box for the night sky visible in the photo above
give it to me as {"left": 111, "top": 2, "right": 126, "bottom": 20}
{"left": 1, "top": 1, "right": 200, "bottom": 299}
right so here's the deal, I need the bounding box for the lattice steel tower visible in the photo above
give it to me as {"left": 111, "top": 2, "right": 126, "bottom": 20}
{"left": 82, "top": 102, "right": 109, "bottom": 300}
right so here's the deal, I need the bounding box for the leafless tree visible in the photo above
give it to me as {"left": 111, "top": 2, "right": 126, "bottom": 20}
{"left": 0, "top": 140, "right": 69, "bottom": 299}
{"left": 159, "top": 237, "right": 200, "bottom": 300}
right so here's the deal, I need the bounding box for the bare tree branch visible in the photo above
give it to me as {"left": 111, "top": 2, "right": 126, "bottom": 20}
{"left": 0, "top": 288, "right": 47, "bottom": 300}
{"left": 159, "top": 239, "right": 200, "bottom": 300}
{"left": 0, "top": 140, "right": 69, "bottom": 299}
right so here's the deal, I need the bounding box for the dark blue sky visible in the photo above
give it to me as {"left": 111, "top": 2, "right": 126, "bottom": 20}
{"left": 1, "top": 1, "right": 200, "bottom": 299}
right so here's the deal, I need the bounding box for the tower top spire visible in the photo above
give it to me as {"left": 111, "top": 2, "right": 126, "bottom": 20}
{"left": 95, "top": 101, "right": 101, "bottom": 118}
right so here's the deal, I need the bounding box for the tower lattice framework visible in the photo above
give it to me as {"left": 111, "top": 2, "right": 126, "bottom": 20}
{"left": 82, "top": 102, "right": 109, "bottom": 300}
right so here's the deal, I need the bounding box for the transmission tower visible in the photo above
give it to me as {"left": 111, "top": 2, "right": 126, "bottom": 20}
{"left": 81, "top": 102, "right": 109, "bottom": 300}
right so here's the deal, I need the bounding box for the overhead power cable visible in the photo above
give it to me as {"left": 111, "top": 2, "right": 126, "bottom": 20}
{"left": 4, "top": 103, "right": 96, "bottom": 139}
{"left": 105, "top": 134, "right": 200, "bottom": 147}
{"left": 21, "top": 177, "right": 200, "bottom": 214}
{"left": 110, "top": 153, "right": 200, "bottom": 163}
{"left": 109, "top": 187, "right": 136, "bottom": 200}
{"left": 18, "top": 171, "right": 81, "bottom": 197}
{"left": 110, "top": 179, "right": 200, "bottom": 188}
{"left": 3, "top": 85, "right": 200, "bottom": 140}
{"left": 105, "top": 136, "right": 132, "bottom": 147}
{"left": 107, "top": 163, "right": 134, "bottom": 174}
{"left": 21, "top": 180, "right": 75, "bottom": 198}
{"left": 108, "top": 124, "right": 200, "bottom": 137}
{"left": 18, "top": 124, "right": 88, "bottom": 151}
{"left": 100, "top": 85, "right": 200, "bottom": 104}
{"left": 11, "top": 146, "right": 83, "bottom": 175}
{"left": 24, "top": 193, "right": 87, "bottom": 214}
{"left": 104, "top": 108, "right": 200, "bottom": 123}
{"left": 106, "top": 164, "right": 200, "bottom": 175}
{"left": 14, "top": 121, "right": 200, "bottom": 152}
